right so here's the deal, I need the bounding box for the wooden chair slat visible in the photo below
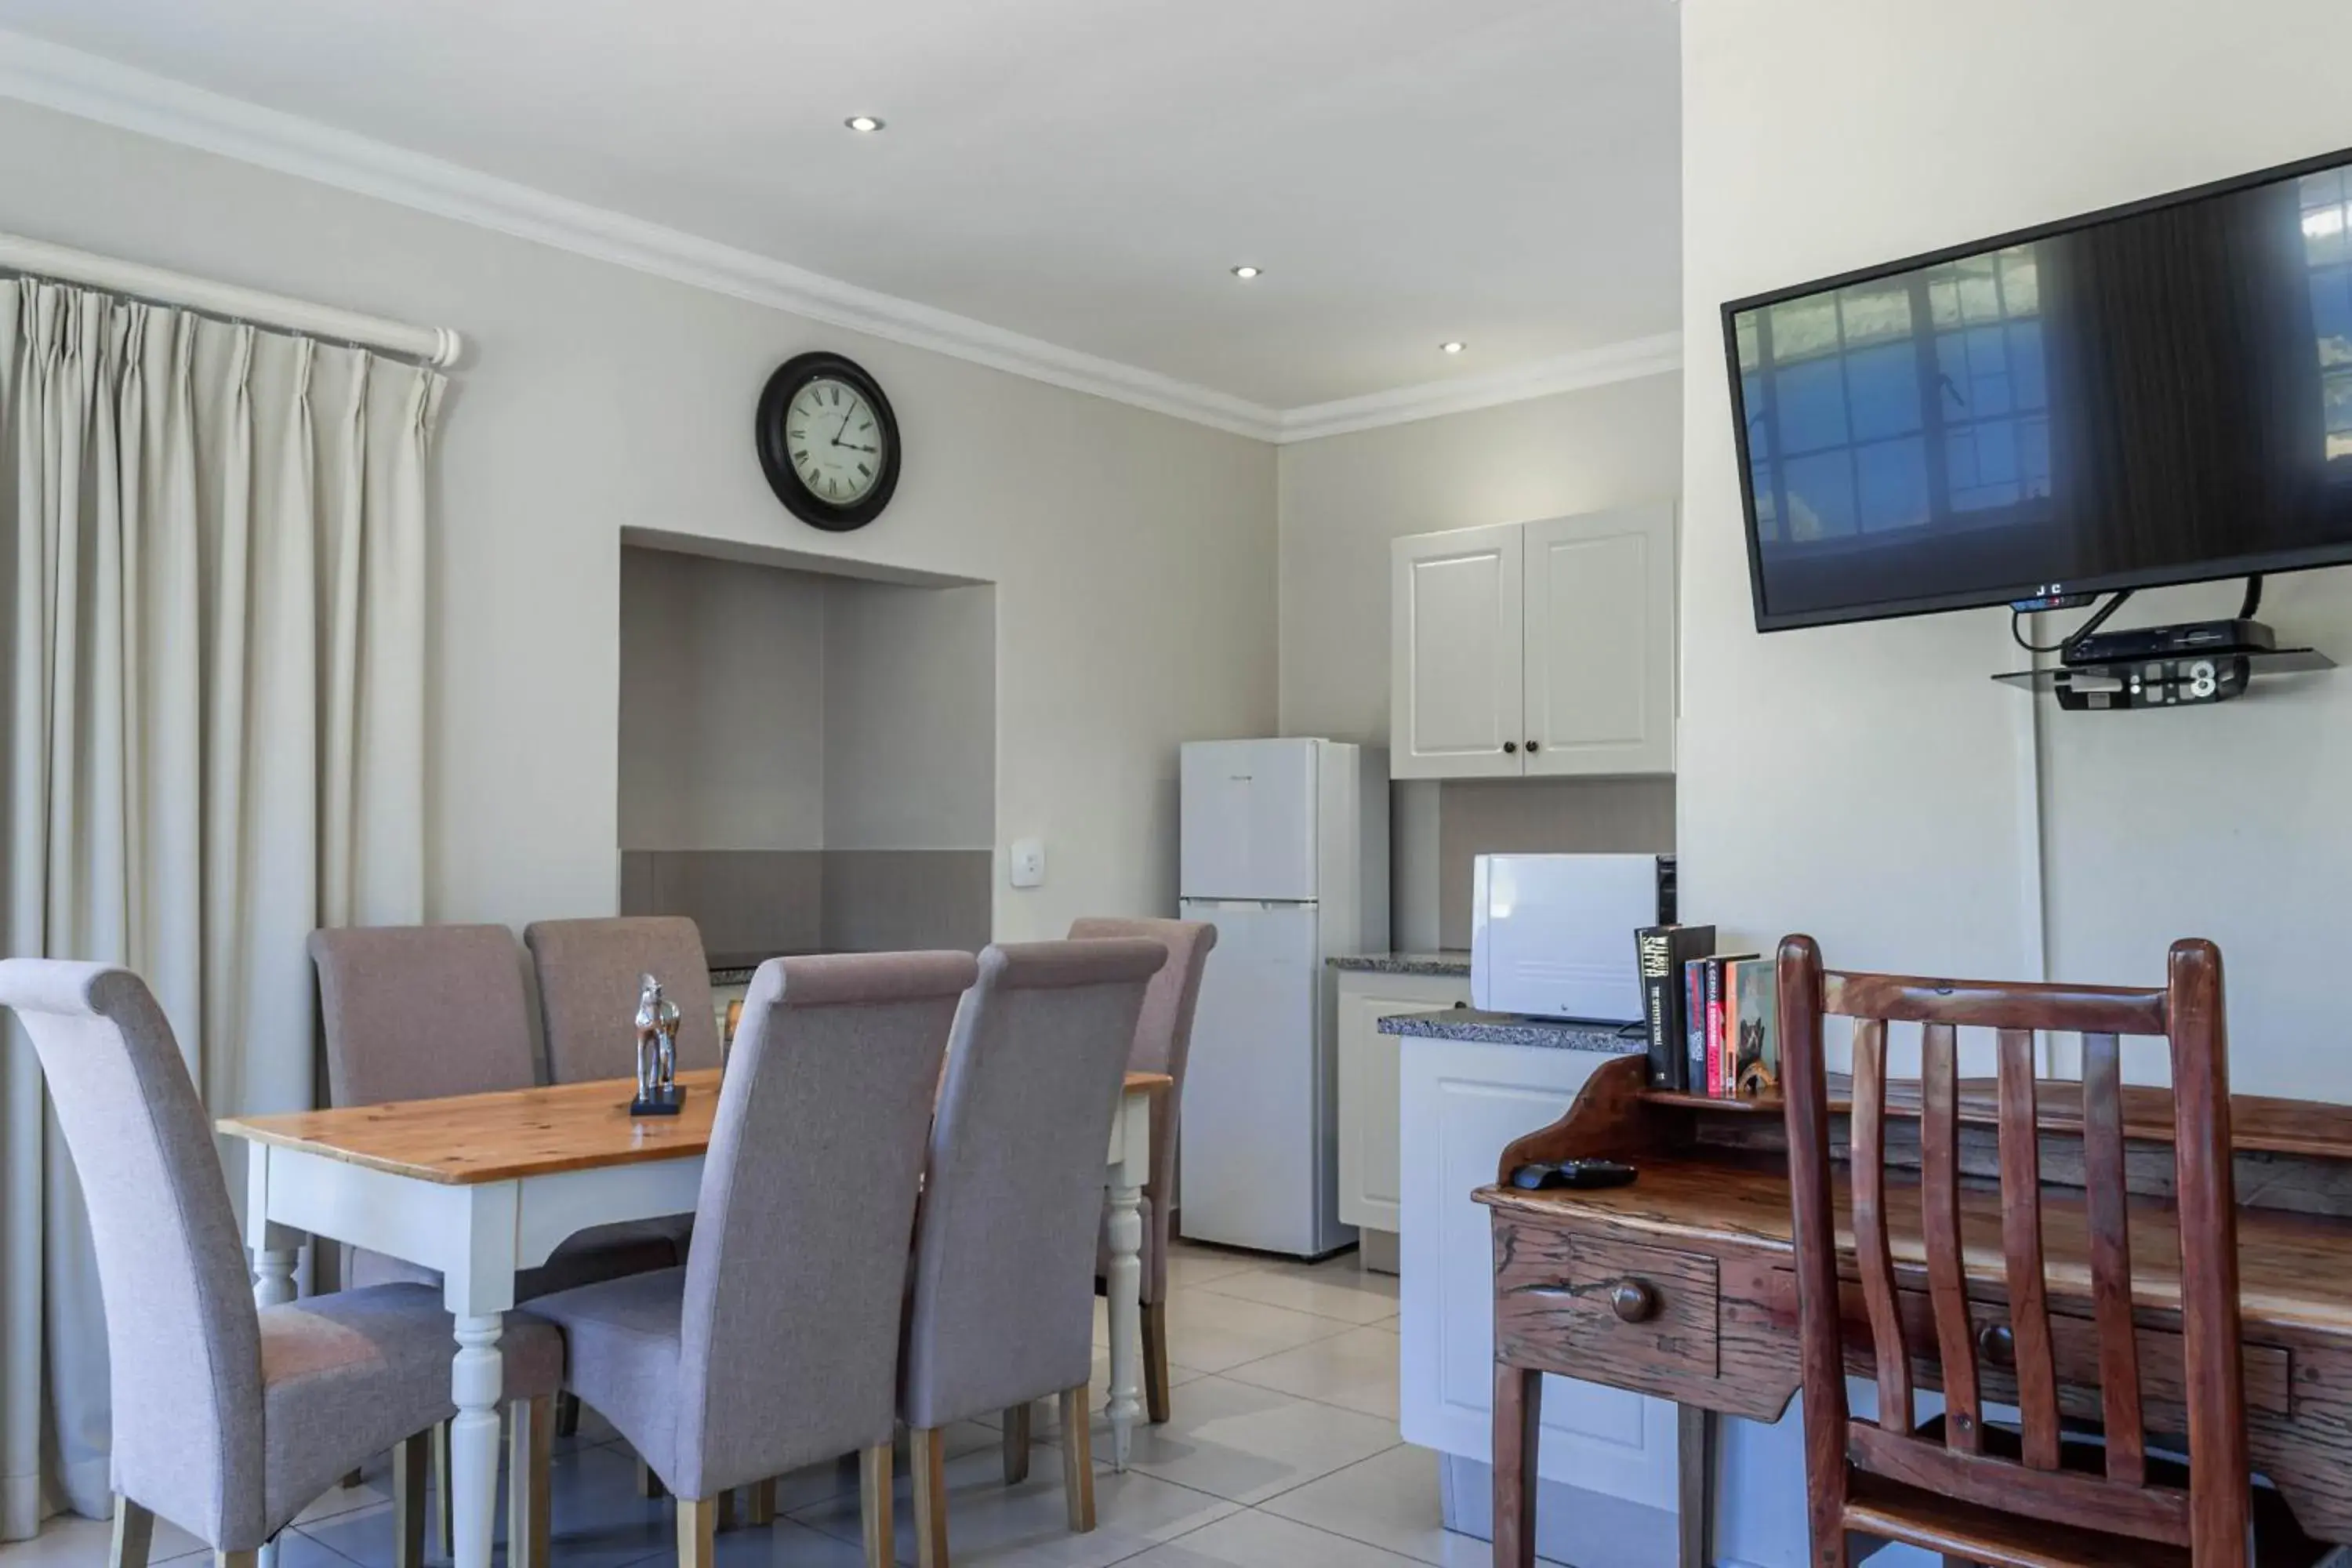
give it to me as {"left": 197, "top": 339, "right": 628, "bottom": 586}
{"left": 1849, "top": 1018, "right": 1911, "bottom": 1436}
{"left": 1995, "top": 1027, "right": 2062, "bottom": 1470}
{"left": 2080, "top": 1029, "right": 2146, "bottom": 1486}
{"left": 2165, "top": 942, "right": 2251, "bottom": 1564}
{"left": 1822, "top": 973, "right": 2167, "bottom": 1036}
{"left": 1918, "top": 1020, "right": 1980, "bottom": 1455}
{"left": 1776, "top": 937, "right": 1853, "bottom": 1558}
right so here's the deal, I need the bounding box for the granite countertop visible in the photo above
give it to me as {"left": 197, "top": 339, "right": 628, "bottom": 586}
{"left": 1378, "top": 1008, "right": 1644, "bottom": 1054}
{"left": 1327, "top": 951, "right": 1472, "bottom": 977}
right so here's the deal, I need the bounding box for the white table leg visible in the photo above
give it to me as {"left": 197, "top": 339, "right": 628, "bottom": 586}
{"left": 243, "top": 1149, "right": 302, "bottom": 1568}
{"left": 1103, "top": 1091, "right": 1150, "bottom": 1470}
{"left": 444, "top": 1184, "right": 521, "bottom": 1568}
{"left": 449, "top": 1315, "right": 504, "bottom": 1568}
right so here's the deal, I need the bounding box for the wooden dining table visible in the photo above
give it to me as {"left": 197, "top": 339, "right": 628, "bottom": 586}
{"left": 218, "top": 1065, "right": 1172, "bottom": 1568}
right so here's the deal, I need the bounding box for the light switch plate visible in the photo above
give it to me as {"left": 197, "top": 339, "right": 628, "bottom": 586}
{"left": 1008, "top": 837, "right": 1046, "bottom": 889}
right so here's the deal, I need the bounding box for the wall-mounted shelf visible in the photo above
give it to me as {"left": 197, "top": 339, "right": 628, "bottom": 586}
{"left": 1991, "top": 647, "right": 2334, "bottom": 710}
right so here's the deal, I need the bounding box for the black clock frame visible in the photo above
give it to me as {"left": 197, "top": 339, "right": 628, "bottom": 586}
{"left": 755, "top": 351, "right": 902, "bottom": 531}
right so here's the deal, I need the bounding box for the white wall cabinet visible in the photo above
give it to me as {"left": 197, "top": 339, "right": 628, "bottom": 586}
{"left": 1335, "top": 970, "right": 1472, "bottom": 1245}
{"left": 1390, "top": 504, "right": 1676, "bottom": 780}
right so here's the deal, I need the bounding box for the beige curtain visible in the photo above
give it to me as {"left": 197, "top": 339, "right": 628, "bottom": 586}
{"left": 0, "top": 279, "right": 438, "bottom": 1535}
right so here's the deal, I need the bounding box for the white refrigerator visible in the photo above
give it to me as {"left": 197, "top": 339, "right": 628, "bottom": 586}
{"left": 1178, "top": 738, "right": 1388, "bottom": 1258}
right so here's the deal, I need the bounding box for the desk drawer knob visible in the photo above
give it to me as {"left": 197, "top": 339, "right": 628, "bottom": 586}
{"left": 1976, "top": 1322, "right": 2015, "bottom": 1368}
{"left": 1611, "top": 1279, "right": 1660, "bottom": 1323}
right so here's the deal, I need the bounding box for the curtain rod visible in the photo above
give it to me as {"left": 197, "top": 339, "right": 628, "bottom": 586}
{"left": 0, "top": 230, "right": 463, "bottom": 368}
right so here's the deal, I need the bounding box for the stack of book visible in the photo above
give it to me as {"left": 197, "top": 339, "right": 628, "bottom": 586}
{"left": 1635, "top": 925, "right": 1780, "bottom": 1098}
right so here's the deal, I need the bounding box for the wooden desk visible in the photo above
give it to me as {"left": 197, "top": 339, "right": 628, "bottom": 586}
{"left": 220, "top": 1068, "right": 1171, "bottom": 1568}
{"left": 1475, "top": 1054, "right": 2352, "bottom": 1566}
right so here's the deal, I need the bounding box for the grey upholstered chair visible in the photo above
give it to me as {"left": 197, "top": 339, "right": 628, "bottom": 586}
{"left": 1073, "top": 916, "right": 1218, "bottom": 1425}
{"left": 521, "top": 916, "right": 722, "bottom": 1497}
{"left": 901, "top": 938, "right": 1167, "bottom": 1560}
{"left": 528, "top": 950, "right": 978, "bottom": 1568}
{"left": 522, "top": 916, "right": 722, "bottom": 1084}
{"left": 0, "top": 959, "right": 564, "bottom": 1568}
{"left": 310, "top": 924, "right": 681, "bottom": 1480}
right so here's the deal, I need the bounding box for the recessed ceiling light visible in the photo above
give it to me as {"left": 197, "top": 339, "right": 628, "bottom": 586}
{"left": 1230, "top": 265, "right": 1262, "bottom": 280}
{"left": 844, "top": 115, "right": 885, "bottom": 132}
{"left": 1441, "top": 340, "right": 1466, "bottom": 354}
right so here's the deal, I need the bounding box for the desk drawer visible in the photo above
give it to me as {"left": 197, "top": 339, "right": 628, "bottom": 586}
{"left": 1494, "top": 1220, "right": 1719, "bottom": 1388}
{"left": 1759, "top": 1269, "right": 2292, "bottom": 1422}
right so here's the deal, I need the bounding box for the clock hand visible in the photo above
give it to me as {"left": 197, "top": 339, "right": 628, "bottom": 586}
{"left": 831, "top": 412, "right": 855, "bottom": 448}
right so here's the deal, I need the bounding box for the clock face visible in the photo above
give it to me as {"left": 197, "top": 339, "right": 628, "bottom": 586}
{"left": 785, "top": 377, "right": 887, "bottom": 505}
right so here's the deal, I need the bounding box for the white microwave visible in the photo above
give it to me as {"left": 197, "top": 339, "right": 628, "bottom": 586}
{"left": 1470, "top": 853, "right": 1675, "bottom": 1022}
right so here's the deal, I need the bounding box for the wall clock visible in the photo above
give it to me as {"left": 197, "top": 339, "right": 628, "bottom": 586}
{"left": 755, "top": 351, "right": 902, "bottom": 531}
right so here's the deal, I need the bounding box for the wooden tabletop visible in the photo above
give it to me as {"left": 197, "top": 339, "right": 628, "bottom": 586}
{"left": 1478, "top": 1149, "right": 2352, "bottom": 1335}
{"left": 220, "top": 1068, "right": 1174, "bottom": 1186}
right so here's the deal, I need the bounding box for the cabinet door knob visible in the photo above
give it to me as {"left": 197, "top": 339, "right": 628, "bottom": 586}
{"left": 1502, "top": 741, "right": 1518, "bottom": 754}
{"left": 1526, "top": 740, "right": 1540, "bottom": 753}
{"left": 1976, "top": 1321, "right": 2016, "bottom": 1368}
{"left": 1610, "top": 1279, "right": 1660, "bottom": 1323}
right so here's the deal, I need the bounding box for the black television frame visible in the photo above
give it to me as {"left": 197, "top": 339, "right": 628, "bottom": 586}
{"left": 1722, "top": 143, "right": 2352, "bottom": 633}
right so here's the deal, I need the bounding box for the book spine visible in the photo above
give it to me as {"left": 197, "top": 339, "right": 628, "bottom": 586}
{"left": 1706, "top": 958, "right": 1725, "bottom": 1097}
{"left": 1638, "top": 927, "right": 1677, "bottom": 1090}
{"left": 1685, "top": 960, "right": 1706, "bottom": 1094}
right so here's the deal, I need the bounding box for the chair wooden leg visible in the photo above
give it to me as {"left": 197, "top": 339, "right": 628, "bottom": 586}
{"left": 745, "top": 1478, "right": 776, "bottom": 1526}
{"left": 1142, "top": 1301, "right": 1171, "bottom": 1425}
{"left": 637, "top": 1455, "right": 664, "bottom": 1498}
{"left": 391, "top": 1432, "right": 430, "bottom": 1568}
{"left": 714, "top": 1490, "right": 739, "bottom": 1533}
{"left": 554, "top": 1392, "right": 581, "bottom": 1439}
{"left": 431, "top": 1420, "right": 454, "bottom": 1560}
{"left": 1059, "top": 1385, "right": 1095, "bottom": 1534}
{"left": 676, "top": 1496, "right": 719, "bottom": 1568}
{"left": 214, "top": 1553, "right": 257, "bottom": 1568}
{"left": 109, "top": 1498, "right": 154, "bottom": 1568}
{"left": 1001, "top": 1402, "right": 1032, "bottom": 1484}
{"left": 860, "top": 1443, "right": 895, "bottom": 1568}
{"left": 910, "top": 1426, "right": 950, "bottom": 1568}
{"left": 508, "top": 1397, "right": 552, "bottom": 1568}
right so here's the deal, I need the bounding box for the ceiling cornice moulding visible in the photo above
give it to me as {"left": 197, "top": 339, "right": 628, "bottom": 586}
{"left": 1272, "top": 331, "right": 1684, "bottom": 443}
{"left": 0, "top": 30, "right": 1681, "bottom": 445}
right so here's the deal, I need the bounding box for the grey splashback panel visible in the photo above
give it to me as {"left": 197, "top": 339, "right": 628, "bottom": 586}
{"left": 623, "top": 847, "right": 992, "bottom": 960}
{"left": 1436, "top": 777, "right": 1676, "bottom": 950}
{"left": 822, "top": 850, "right": 993, "bottom": 953}
{"left": 620, "top": 849, "right": 823, "bottom": 957}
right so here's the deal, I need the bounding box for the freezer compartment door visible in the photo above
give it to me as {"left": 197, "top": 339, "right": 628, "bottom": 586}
{"left": 1175, "top": 899, "right": 1323, "bottom": 1255}
{"left": 1180, "top": 739, "right": 1319, "bottom": 902}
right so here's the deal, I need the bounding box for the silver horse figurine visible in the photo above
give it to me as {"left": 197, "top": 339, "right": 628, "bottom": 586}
{"left": 633, "top": 972, "right": 682, "bottom": 1102}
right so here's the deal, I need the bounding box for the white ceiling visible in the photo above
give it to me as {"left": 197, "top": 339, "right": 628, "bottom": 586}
{"left": 0, "top": 0, "right": 1681, "bottom": 418}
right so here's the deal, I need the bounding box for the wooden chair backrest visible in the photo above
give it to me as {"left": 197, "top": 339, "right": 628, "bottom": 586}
{"left": 1777, "top": 935, "right": 2246, "bottom": 1563}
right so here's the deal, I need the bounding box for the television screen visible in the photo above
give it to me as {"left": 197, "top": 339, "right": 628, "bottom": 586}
{"left": 1726, "top": 149, "right": 2352, "bottom": 631}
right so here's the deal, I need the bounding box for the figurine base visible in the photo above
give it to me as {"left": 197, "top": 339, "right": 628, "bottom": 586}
{"left": 628, "top": 1085, "right": 688, "bottom": 1117}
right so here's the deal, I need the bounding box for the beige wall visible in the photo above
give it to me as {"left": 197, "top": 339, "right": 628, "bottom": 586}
{"left": 1681, "top": 0, "right": 2352, "bottom": 1109}
{"left": 0, "top": 96, "right": 1278, "bottom": 941}
{"left": 822, "top": 579, "right": 995, "bottom": 851}
{"left": 617, "top": 546, "right": 829, "bottom": 851}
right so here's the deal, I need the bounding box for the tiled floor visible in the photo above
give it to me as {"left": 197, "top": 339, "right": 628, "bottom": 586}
{"left": 2, "top": 1240, "right": 1559, "bottom": 1567}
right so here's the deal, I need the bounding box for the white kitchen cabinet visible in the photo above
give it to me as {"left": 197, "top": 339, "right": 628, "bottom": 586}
{"left": 1399, "top": 1033, "right": 1682, "bottom": 1560}
{"left": 1523, "top": 506, "right": 1677, "bottom": 776}
{"left": 1390, "top": 503, "right": 1676, "bottom": 781}
{"left": 1334, "top": 969, "right": 1472, "bottom": 1257}
{"left": 1388, "top": 522, "right": 1523, "bottom": 779}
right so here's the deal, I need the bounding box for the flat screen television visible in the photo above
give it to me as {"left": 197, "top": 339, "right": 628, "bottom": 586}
{"left": 1725, "top": 147, "right": 2352, "bottom": 632}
